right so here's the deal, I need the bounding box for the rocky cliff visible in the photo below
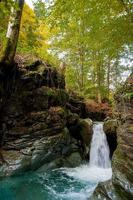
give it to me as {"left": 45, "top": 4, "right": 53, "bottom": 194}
{"left": 0, "top": 58, "right": 92, "bottom": 177}
{"left": 90, "top": 73, "right": 133, "bottom": 200}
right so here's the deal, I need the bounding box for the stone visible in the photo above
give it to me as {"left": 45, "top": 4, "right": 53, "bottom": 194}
{"left": 66, "top": 152, "right": 82, "bottom": 167}
{"left": 67, "top": 116, "right": 93, "bottom": 159}
{"left": 79, "top": 118, "right": 93, "bottom": 156}
{"left": 103, "top": 119, "right": 118, "bottom": 158}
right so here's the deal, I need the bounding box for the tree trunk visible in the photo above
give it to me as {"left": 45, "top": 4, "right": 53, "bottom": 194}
{"left": 1, "top": 0, "right": 24, "bottom": 66}
{"left": 97, "top": 90, "right": 102, "bottom": 104}
{"left": 78, "top": 41, "right": 85, "bottom": 92}
{"left": 80, "top": 48, "right": 84, "bottom": 91}
{"left": 97, "top": 64, "right": 102, "bottom": 104}
{"left": 107, "top": 58, "right": 111, "bottom": 100}
{"left": 0, "top": 0, "right": 24, "bottom": 152}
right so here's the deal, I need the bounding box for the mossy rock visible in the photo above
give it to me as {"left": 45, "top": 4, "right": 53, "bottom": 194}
{"left": 65, "top": 152, "right": 82, "bottom": 167}
{"left": 103, "top": 119, "right": 118, "bottom": 135}
{"left": 103, "top": 119, "right": 118, "bottom": 159}
{"left": 79, "top": 118, "right": 93, "bottom": 145}
{"left": 46, "top": 88, "right": 69, "bottom": 106}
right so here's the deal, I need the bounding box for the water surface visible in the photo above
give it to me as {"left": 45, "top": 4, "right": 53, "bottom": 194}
{"left": 0, "top": 166, "right": 112, "bottom": 200}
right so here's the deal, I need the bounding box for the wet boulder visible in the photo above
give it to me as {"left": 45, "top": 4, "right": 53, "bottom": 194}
{"left": 103, "top": 119, "right": 118, "bottom": 159}
{"left": 66, "top": 114, "right": 93, "bottom": 159}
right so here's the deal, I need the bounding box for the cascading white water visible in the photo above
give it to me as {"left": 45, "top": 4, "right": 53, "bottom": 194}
{"left": 62, "top": 122, "right": 112, "bottom": 184}
{"left": 89, "top": 122, "right": 111, "bottom": 168}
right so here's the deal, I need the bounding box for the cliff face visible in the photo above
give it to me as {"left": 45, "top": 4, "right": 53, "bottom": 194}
{"left": 0, "top": 59, "right": 92, "bottom": 177}
{"left": 89, "top": 73, "right": 133, "bottom": 200}
{"left": 112, "top": 73, "right": 133, "bottom": 199}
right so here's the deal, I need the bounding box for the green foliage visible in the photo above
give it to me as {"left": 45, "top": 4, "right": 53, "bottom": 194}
{"left": 0, "top": 0, "right": 132, "bottom": 102}
{"left": 0, "top": 1, "right": 9, "bottom": 58}
{"left": 48, "top": 0, "right": 133, "bottom": 101}
{"left": 125, "top": 92, "right": 133, "bottom": 99}
{"left": 34, "top": 0, "right": 46, "bottom": 19}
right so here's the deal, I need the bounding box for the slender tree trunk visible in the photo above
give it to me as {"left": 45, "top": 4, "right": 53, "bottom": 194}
{"left": 107, "top": 58, "right": 111, "bottom": 100}
{"left": 92, "top": 53, "right": 97, "bottom": 86}
{"left": 97, "top": 91, "right": 102, "bottom": 104}
{"left": 1, "top": 0, "right": 24, "bottom": 66}
{"left": 97, "top": 64, "right": 102, "bottom": 104}
{"left": 78, "top": 12, "right": 85, "bottom": 93}
{"left": 114, "top": 58, "right": 119, "bottom": 88}
{"left": 80, "top": 48, "right": 84, "bottom": 91}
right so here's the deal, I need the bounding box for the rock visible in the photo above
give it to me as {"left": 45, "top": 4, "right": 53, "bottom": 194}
{"left": 37, "top": 158, "right": 63, "bottom": 171}
{"left": 65, "top": 152, "right": 82, "bottom": 167}
{"left": 66, "top": 92, "right": 87, "bottom": 118}
{"left": 103, "top": 119, "right": 118, "bottom": 158}
{"left": 0, "top": 126, "right": 83, "bottom": 176}
{"left": 67, "top": 116, "right": 93, "bottom": 159}
{"left": 104, "top": 119, "right": 118, "bottom": 134}
{"left": 111, "top": 73, "right": 133, "bottom": 199}
{"left": 89, "top": 180, "right": 119, "bottom": 200}
{"left": 0, "top": 59, "right": 88, "bottom": 178}
{"left": 0, "top": 150, "right": 31, "bottom": 177}
{"left": 38, "top": 152, "right": 82, "bottom": 172}
{"left": 79, "top": 118, "right": 93, "bottom": 157}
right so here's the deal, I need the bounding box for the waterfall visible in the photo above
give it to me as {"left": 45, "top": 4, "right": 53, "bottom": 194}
{"left": 89, "top": 122, "right": 111, "bottom": 168}
{"left": 60, "top": 121, "right": 112, "bottom": 193}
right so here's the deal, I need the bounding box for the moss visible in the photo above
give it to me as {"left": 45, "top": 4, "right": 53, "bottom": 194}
{"left": 46, "top": 87, "right": 56, "bottom": 96}
{"left": 127, "top": 126, "right": 133, "bottom": 133}
{"left": 114, "top": 149, "right": 126, "bottom": 161}
{"left": 45, "top": 88, "right": 69, "bottom": 106}
{"left": 114, "top": 183, "right": 133, "bottom": 200}
{"left": 57, "top": 89, "right": 69, "bottom": 105}
{"left": 37, "top": 65, "right": 46, "bottom": 73}
{"left": 125, "top": 92, "right": 133, "bottom": 99}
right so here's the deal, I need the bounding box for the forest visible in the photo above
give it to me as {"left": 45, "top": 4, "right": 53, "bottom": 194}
{"left": 0, "top": 1, "right": 133, "bottom": 200}
{"left": 0, "top": 0, "right": 132, "bottom": 101}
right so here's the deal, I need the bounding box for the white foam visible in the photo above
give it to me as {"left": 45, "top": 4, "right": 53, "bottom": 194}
{"left": 58, "top": 185, "right": 97, "bottom": 200}
{"left": 62, "top": 164, "right": 112, "bottom": 183}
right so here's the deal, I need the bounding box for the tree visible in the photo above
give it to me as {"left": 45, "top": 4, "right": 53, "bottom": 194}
{"left": 0, "top": 0, "right": 24, "bottom": 154}
{"left": 47, "top": 0, "right": 133, "bottom": 101}
{"left": 1, "top": 0, "right": 24, "bottom": 66}
{"left": 34, "top": 0, "right": 46, "bottom": 19}
{"left": 0, "top": 0, "right": 13, "bottom": 58}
